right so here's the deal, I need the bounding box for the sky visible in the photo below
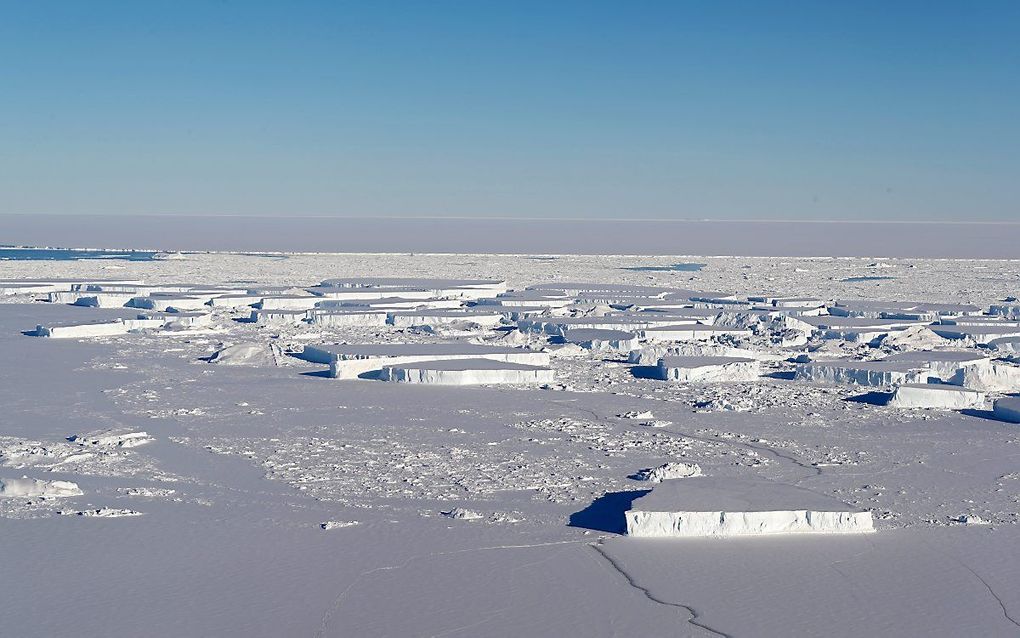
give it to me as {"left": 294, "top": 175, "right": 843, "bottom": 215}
{"left": 1, "top": 1, "right": 1018, "bottom": 221}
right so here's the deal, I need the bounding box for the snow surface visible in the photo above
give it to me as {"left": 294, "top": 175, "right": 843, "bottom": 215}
{"left": 2, "top": 251, "right": 1020, "bottom": 637}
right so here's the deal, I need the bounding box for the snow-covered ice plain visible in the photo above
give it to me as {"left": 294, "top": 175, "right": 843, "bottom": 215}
{"left": 2, "top": 246, "right": 1020, "bottom": 636}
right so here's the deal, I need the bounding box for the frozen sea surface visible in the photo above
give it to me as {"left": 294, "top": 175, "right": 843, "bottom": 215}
{"left": 1, "top": 252, "right": 1020, "bottom": 637}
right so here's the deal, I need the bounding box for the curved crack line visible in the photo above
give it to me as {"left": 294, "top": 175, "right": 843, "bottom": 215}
{"left": 589, "top": 542, "right": 732, "bottom": 638}
{"left": 954, "top": 559, "right": 1020, "bottom": 630}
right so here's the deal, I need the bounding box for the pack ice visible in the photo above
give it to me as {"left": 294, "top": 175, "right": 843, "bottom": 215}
{"left": 5, "top": 261, "right": 1020, "bottom": 637}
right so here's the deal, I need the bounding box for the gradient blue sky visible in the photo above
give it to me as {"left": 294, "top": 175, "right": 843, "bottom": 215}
{"left": 2, "top": 1, "right": 1018, "bottom": 220}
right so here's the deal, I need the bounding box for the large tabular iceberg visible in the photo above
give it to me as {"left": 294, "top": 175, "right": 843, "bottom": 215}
{"left": 656, "top": 356, "right": 760, "bottom": 382}
{"left": 379, "top": 358, "right": 554, "bottom": 385}
{"left": 626, "top": 477, "right": 874, "bottom": 538}
{"left": 887, "top": 384, "right": 985, "bottom": 409}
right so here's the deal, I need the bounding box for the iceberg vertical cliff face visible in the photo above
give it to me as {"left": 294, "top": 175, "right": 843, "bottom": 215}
{"left": 887, "top": 384, "right": 985, "bottom": 409}
{"left": 626, "top": 509, "right": 874, "bottom": 538}
{"left": 656, "top": 356, "right": 760, "bottom": 382}
{"left": 625, "top": 478, "right": 874, "bottom": 538}
{"left": 949, "top": 364, "right": 1020, "bottom": 392}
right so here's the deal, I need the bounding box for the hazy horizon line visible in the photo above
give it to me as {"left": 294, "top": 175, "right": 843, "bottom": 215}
{"left": 1, "top": 212, "right": 1018, "bottom": 226}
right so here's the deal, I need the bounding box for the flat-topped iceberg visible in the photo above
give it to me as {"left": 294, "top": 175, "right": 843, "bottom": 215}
{"left": 628, "top": 343, "right": 759, "bottom": 366}
{"left": 795, "top": 360, "right": 929, "bottom": 386}
{"left": 948, "top": 362, "right": 1020, "bottom": 392}
{"left": 562, "top": 328, "right": 639, "bottom": 351}
{"left": 641, "top": 325, "right": 751, "bottom": 342}
{"left": 626, "top": 477, "right": 874, "bottom": 538}
{"left": 304, "top": 343, "right": 550, "bottom": 379}
{"left": 379, "top": 358, "right": 554, "bottom": 385}
{"left": 656, "top": 356, "right": 760, "bottom": 382}
{"left": 887, "top": 384, "right": 985, "bottom": 409}
{"left": 34, "top": 317, "right": 168, "bottom": 338}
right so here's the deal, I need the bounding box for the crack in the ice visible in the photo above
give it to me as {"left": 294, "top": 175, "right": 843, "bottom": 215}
{"left": 589, "top": 542, "right": 732, "bottom": 638}
{"left": 313, "top": 539, "right": 584, "bottom": 638}
{"left": 954, "top": 559, "right": 1020, "bottom": 630}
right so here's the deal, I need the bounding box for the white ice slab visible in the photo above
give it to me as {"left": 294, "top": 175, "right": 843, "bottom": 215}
{"left": 379, "top": 358, "right": 554, "bottom": 385}
{"left": 305, "top": 343, "right": 550, "bottom": 378}
{"left": 387, "top": 309, "right": 504, "bottom": 328}
{"left": 794, "top": 360, "right": 928, "bottom": 386}
{"left": 949, "top": 363, "right": 1020, "bottom": 392}
{"left": 628, "top": 343, "right": 759, "bottom": 365}
{"left": 641, "top": 325, "right": 750, "bottom": 342}
{"left": 306, "top": 310, "right": 388, "bottom": 327}
{"left": 887, "top": 384, "right": 985, "bottom": 409}
{"left": 34, "top": 317, "right": 168, "bottom": 338}
{"left": 656, "top": 356, "right": 760, "bottom": 382}
{"left": 626, "top": 477, "right": 874, "bottom": 538}
{"left": 562, "top": 328, "right": 639, "bottom": 351}
{"left": 0, "top": 477, "right": 83, "bottom": 498}
{"left": 884, "top": 350, "right": 991, "bottom": 381}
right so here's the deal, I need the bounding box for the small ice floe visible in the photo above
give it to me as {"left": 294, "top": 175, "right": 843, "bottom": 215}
{"left": 441, "top": 507, "right": 483, "bottom": 521}
{"left": 632, "top": 462, "right": 703, "bottom": 483}
{"left": 638, "top": 419, "right": 672, "bottom": 428}
{"left": 951, "top": 514, "right": 989, "bottom": 526}
{"left": 69, "top": 428, "right": 153, "bottom": 449}
{"left": 62, "top": 507, "right": 143, "bottom": 518}
{"left": 320, "top": 520, "right": 360, "bottom": 530}
{"left": 617, "top": 410, "right": 654, "bottom": 420}
{"left": 118, "top": 487, "right": 176, "bottom": 498}
{"left": 489, "top": 511, "right": 524, "bottom": 524}
{"left": 693, "top": 397, "right": 752, "bottom": 412}
{"left": 207, "top": 343, "right": 280, "bottom": 366}
{"left": 0, "top": 477, "right": 83, "bottom": 498}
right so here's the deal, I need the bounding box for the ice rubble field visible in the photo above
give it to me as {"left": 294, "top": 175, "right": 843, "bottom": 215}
{"left": 1, "top": 252, "right": 1020, "bottom": 637}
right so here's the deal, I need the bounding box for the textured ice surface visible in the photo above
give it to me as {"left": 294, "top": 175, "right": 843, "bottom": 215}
{"left": 68, "top": 428, "right": 152, "bottom": 448}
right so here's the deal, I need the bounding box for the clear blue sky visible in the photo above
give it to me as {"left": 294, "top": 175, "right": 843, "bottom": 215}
{"left": 2, "top": 1, "right": 1018, "bottom": 220}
